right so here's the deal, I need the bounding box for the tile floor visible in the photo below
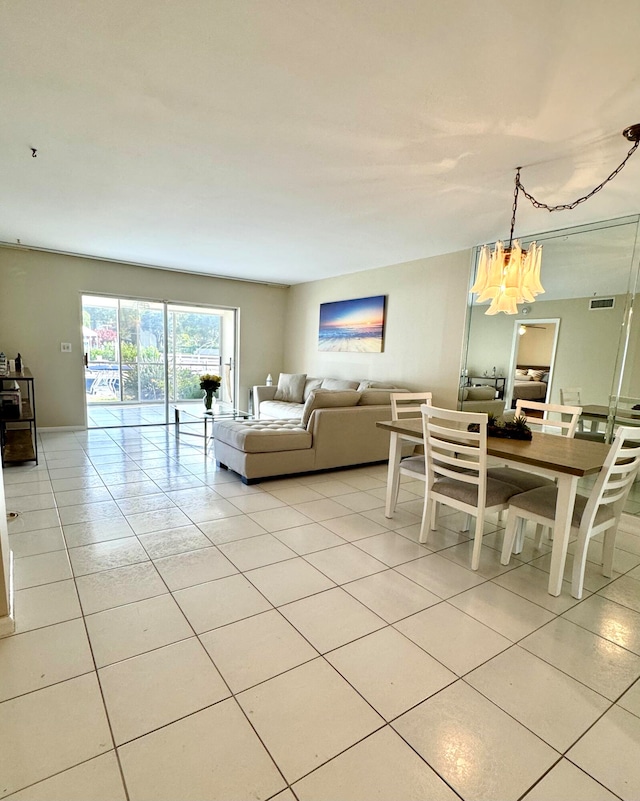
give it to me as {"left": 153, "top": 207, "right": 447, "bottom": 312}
{"left": 2, "top": 425, "right": 640, "bottom": 800}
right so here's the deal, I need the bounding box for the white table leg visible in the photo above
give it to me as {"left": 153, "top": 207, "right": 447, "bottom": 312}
{"left": 385, "top": 431, "right": 402, "bottom": 518}
{"left": 548, "top": 474, "right": 578, "bottom": 596}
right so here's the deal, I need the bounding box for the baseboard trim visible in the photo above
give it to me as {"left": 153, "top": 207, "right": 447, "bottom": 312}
{"left": 0, "top": 613, "right": 15, "bottom": 638}
{"left": 0, "top": 552, "right": 15, "bottom": 638}
{"left": 39, "top": 426, "right": 86, "bottom": 432}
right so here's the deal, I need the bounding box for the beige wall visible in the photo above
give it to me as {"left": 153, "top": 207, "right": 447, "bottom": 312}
{"left": 516, "top": 324, "right": 556, "bottom": 366}
{"left": 466, "top": 296, "right": 627, "bottom": 406}
{"left": 283, "top": 250, "right": 473, "bottom": 408}
{"left": 0, "top": 248, "right": 288, "bottom": 427}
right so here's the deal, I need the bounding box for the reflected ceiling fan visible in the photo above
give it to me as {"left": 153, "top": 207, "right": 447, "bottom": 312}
{"left": 518, "top": 323, "right": 547, "bottom": 335}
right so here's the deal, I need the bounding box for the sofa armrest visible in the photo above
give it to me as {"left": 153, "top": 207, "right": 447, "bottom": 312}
{"left": 253, "top": 385, "right": 277, "bottom": 418}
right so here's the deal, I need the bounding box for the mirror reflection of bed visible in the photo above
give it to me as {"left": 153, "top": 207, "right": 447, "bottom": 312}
{"left": 512, "top": 366, "right": 550, "bottom": 409}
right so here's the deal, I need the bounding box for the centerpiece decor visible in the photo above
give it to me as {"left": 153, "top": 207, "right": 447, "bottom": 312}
{"left": 200, "top": 373, "right": 221, "bottom": 412}
{"left": 468, "top": 413, "right": 532, "bottom": 441}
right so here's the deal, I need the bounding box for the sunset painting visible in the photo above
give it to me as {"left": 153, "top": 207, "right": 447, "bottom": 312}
{"left": 318, "top": 295, "right": 386, "bottom": 352}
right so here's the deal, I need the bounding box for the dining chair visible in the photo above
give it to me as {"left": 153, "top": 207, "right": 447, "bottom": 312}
{"left": 560, "top": 387, "right": 582, "bottom": 406}
{"left": 500, "top": 425, "right": 640, "bottom": 598}
{"left": 388, "top": 392, "right": 432, "bottom": 513}
{"left": 487, "top": 399, "right": 582, "bottom": 493}
{"left": 419, "top": 405, "right": 522, "bottom": 571}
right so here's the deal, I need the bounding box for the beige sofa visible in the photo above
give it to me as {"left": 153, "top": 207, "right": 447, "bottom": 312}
{"left": 214, "top": 385, "right": 413, "bottom": 483}
{"left": 459, "top": 385, "right": 505, "bottom": 417}
{"left": 254, "top": 376, "right": 406, "bottom": 420}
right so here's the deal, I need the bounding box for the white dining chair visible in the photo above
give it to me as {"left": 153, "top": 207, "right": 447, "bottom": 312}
{"left": 388, "top": 392, "right": 432, "bottom": 513}
{"left": 487, "top": 399, "right": 582, "bottom": 492}
{"left": 500, "top": 425, "right": 640, "bottom": 598}
{"left": 419, "top": 405, "right": 521, "bottom": 571}
{"left": 560, "top": 387, "right": 582, "bottom": 406}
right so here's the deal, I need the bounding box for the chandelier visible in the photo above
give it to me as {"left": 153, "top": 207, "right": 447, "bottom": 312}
{"left": 471, "top": 123, "right": 640, "bottom": 315}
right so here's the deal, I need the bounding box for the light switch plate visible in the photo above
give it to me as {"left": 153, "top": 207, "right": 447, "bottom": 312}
{"left": 61, "top": 342, "right": 72, "bottom": 352}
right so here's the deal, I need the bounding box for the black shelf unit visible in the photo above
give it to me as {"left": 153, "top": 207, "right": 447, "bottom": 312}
{"left": 0, "top": 369, "right": 37, "bottom": 466}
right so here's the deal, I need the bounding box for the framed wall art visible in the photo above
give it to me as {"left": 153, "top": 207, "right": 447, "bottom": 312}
{"left": 318, "top": 295, "right": 386, "bottom": 353}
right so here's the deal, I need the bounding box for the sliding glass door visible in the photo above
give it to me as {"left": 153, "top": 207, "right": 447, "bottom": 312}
{"left": 82, "top": 295, "right": 236, "bottom": 427}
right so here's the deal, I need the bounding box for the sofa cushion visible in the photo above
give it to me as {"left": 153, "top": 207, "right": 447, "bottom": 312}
{"left": 213, "top": 419, "right": 312, "bottom": 453}
{"left": 303, "top": 377, "right": 323, "bottom": 400}
{"left": 320, "top": 378, "right": 359, "bottom": 391}
{"left": 301, "top": 389, "right": 361, "bottom": 427}
{"left": 466, "top": 386, "right": 495, "bottom": 401}
{"left": 260, "top": 400, "right": 305, "bottom": 420}
{"left": 274, "top": 373, "right": 306, "bottom": 403}
{"left": 358, "top": 388, "right": 407, "bottom": 405}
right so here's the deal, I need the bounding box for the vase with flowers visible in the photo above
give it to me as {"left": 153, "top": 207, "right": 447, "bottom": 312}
{"left": 200, "top": 373, "right": 221, "bottom": 412}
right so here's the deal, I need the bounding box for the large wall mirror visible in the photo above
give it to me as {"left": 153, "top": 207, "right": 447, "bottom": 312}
{"left": 461, "top": 214, "right": 640, "bottom": 513}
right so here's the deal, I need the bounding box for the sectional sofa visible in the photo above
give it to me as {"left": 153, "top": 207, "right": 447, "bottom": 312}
{"left": 213, "top": 376, "right": 413, "bottom": 483}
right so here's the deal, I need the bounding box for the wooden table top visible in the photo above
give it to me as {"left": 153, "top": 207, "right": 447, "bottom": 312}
{"left": 376, "top": 419, "right": 611, "bottom": 477}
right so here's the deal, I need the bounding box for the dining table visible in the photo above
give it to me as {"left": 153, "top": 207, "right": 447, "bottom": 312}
{"left": 376, "top": 418, "right": 612, "bottom": 596}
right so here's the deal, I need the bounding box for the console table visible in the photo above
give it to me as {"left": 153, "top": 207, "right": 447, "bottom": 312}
{"left": 466, "top": 375, "right": 506, "bottom": 399}
{"left": 0, "top": 369, "right": 37, "bottom": 466}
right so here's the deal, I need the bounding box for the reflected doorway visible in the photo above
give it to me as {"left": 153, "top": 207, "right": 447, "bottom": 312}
{"left": 505, "top": 318, "right": 559, "bottom": 410}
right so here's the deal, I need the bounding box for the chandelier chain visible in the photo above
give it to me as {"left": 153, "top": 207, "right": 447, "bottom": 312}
{"left": 516, "top": 139, "right": 640, "bottom": 213}
{"left": 508, "top": 168, "right": 521, "bottom": 247}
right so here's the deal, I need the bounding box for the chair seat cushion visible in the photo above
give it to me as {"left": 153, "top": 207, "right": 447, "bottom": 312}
{"left": 509, "top": 485, "right": 614, "bottom": 528}
{"left": 400, "top": 455, "right": 425, "bottom": 475}
{"left": 433, "top": 477, "right": 521, "bottom": 507}
{"left": 487, "top": 466, "right": 554, "bottom": 492}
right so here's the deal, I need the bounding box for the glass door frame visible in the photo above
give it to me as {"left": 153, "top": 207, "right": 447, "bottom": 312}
{"left": 81, "top": 291, "right": 239, "bottom": 428}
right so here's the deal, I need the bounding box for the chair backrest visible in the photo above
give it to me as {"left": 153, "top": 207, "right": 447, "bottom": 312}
{"left": 560, "top": 387, "right": 582, "bottom": 406}
{"left": 580, "top": 425, "right": 640, "bottom": 533}
{"left": 391, "top": 392, "right": 432, "bottom": 420}
{"left": 611, "top": 396, "right": 640, "bottom": 425}
{"left": 514, "top": 399, "right": 582, "bottom": 438}
{"left": 421, "top": 404, "right": 488, "bottom": 497}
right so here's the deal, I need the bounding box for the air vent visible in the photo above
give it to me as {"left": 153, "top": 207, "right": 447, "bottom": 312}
{"left": 589, "top": 297, "right": 615, "bottom": 310}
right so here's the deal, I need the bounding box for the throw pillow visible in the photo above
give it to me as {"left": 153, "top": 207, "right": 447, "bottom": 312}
{"left": 301, "top": 389, "right": 361, "bottom": 427}
{"left": 528, "top": 369, "right": 546, "bottom": 382}
{"left": 274, "top": 373, "right": 307, "bottom": 403}
{"left": 358, "top": 381, "right": 396, "bottom": 390}
{"left": 320, "top": 378, "right": 360, "bottom": 391}
{"left": 303, "top": 377, "right": 323, "bottom": 400}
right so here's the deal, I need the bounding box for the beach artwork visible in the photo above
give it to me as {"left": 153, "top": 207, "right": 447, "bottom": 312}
{"left": 318, "top": 295, "right": 386, "bottom": 352}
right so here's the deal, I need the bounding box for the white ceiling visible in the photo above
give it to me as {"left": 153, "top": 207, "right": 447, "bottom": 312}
{"left": 1, "top": 0, "right": 640, "bottom": 285}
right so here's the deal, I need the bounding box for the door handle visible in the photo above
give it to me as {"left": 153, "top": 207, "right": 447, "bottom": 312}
{"left": 84, "top": 353, "right": 89, "bottom": 368}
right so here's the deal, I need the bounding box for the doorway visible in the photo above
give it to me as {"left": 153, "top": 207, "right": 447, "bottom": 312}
{"left": 504, "top": 318, "right": 560, "bottom": 410}
{"left": 82, "top": 295, "right": 237, "bottom": 428}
